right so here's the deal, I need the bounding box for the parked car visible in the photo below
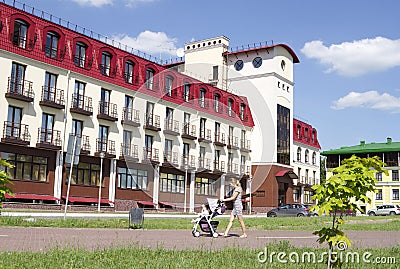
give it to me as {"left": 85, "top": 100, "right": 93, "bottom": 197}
{"left": 330, "top": 209, "right": 356, "bottom": 217}
{"left": 367, "top": 205, "right": 400, "bottom": 216}
{"left": 267, "top": 204, "right": 310, "bottom": 217}
{"left": 303, "top": 204, "right": 319, "bottom": 216}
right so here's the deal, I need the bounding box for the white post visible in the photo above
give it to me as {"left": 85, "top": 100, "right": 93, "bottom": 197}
{"left": 189, "top": 171, "right": 195, "bottom": 213}
{"left": 248, "top": 176, "right": 252, "bottom": 215}
{"left": 98, "top": 152, "right": 105, "bottom": 212}
{"left": 184, "top": 166, "right": 188, "bottom": 213}
{"left": 64, "top": 135, "right": 77, "bottom": 220}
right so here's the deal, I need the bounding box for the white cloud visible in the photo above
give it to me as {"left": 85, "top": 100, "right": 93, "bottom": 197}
{"left": 71, "top": 0, "right": 113, "bottom": 7}
{"left": 112, "top": 30, "right": 178, "bottom": 55}
{"left": 124, "top": 0, "right": 157, "bottom": 8}
{"left": 301, "top": 37, "right": 400, "bottom": 76}
{"left": 331, "top": 91, "right": 400, "bottom": 113}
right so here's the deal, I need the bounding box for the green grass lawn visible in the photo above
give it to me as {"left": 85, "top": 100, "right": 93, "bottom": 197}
{"left": 0, "top": 215, "right": 399, "bottom": 230}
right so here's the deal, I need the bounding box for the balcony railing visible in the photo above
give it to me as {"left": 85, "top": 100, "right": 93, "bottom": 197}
{"left": 164, "top": 87, "right": 178, "bottom": 98}
{"left": 182, "top": 92, "right": 194, "bottom": 103}
{"left": 163, "top": 151, "right": 179, "bottom": 166}
{"left": 214, "top": 160, "right": 225, "bottom": 173}
{"left": 198, "top": 99, "right": 210, "bottom": 109}
{"left": 143, "top": 147, "right": 159, "bottom": 163}
{"left": 198, "top": 128, "right": 212, "bottom": 143}
{"left": 240, "top": 139, "right": 251, "bottom": 152}
{"left": 146, "top": 80, "right": 160, "bottom": 91}
{"left": 43, "top": 45, "right": 66, "bottom": 60}
{"left": 144, "top": 113, "right": 161, "bottom": 131}
{"left": 164, "top": 119, "right": 180, "bottom": 135}
{"left": 6, "top": 77, "right": 34, "bottom": 102}
{"left": 240, "top": 165, "right": 251, "bottom": 175}
{"left": 80, "top": 135, "right": 91, "bottom": 154}
{"left": 124, "top": 72, "right": 139, "bottom": 85}
{"left": 182, "top": 154, "right": 196, "bottom": 169}
{"left": 37, "top": 128, "right": 62, "bottom": 150}
{"left": 99, "top": 64, "right": 116, "bottom": 77}
{"left": 96, "top": 139, "right": 116, "bottom": 157}
{"left": 121, "top": 108, "right": 140, "bottom": 127}
{"left": 214, "top": 132, "right": 226, "bottom": 146}
{"left": 1, "top": 121, "right": 30, "bottom": 145}
{"left": 120, "top": 144, "right": 139, "bottom": 160}
{"left": 227, "top": 136, "right": 239, "bottom": 149}
{"left": 227, "top": 163, "right": 239, "bottom": 174}
{"left": 39, "top": 86, "right": 65, "bottom": 109}
{"left": 70, "top": 94, "right": 93, "bottom": 116}
{"left": 198, "top": 157, "right": 211, "bottom": 171}
{"left": 97, "top": 101, "right": 118, "bottom": 121}
{"left": 11, "top": 33, "right": 36, "bottom": 50}
{"left": 182, "top": 124, "right": 197, "bottom": 140}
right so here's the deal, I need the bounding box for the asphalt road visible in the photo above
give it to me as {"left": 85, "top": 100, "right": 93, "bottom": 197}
{"left": 0, "top": 226, "right": 399, "bottom": 252}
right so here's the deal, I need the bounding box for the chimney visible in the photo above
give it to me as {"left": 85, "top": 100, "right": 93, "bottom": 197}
{"left": 387, "top": 137, "right": 392, "bottom": 144}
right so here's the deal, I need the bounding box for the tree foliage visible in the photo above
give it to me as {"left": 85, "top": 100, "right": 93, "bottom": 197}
{"left": 311, "top": 155, "right": 387, "bottom": 268}
{"left": 0, "top": 158, "right": 13, "bottom": 207}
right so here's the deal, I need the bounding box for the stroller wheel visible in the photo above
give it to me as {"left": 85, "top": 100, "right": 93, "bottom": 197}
{"left": 193, "top": 230, "right": 200, "bottom": 237}
{"left": 212, "top": 232, "right": 219, "bottom": 238}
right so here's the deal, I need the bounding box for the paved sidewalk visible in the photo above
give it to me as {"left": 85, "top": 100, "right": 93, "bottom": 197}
{"left": 0, "top": 227, "right": 399, "bottom": 252}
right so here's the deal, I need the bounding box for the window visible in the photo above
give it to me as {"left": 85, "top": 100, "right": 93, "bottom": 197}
{"left": 392, "top": 170, "right": 399, "bottom": 181}
{"left": 312, "top": 130, "right": 316, "bottom": 143}
{"left": 100, "top": 88, "right": 111, "bottom": 114}
{"left": 297, "top": 168, "right": 301, "bottom": 181}
{"left": 98, "top": 125, "right": 109, "bottom": 151}
{"left": 214, "top": 93, "right": 220, "bottom": 112}
{"left": 164, "top": 76, "right": 173, "bottom": 96}
{"left": 6, "top": 106, "right": 22, "bottom": 138}
{"left": 227, "top": 98, "right": 233, "bottom": 117}
{"left": 122, "top": 130, "right": 132, "bottom": 155}
{"left": 305, "top": 169, "right": 309, "bottom": 184}
{"left": 118, "top": 167, "right": 148, "bottom": 190}
{"left": 293, "top": 189, "right": 299, "bottom": 202}
{"left": 100, "top": 52, "right": 111, "bottom": 76}
{"left": 67, "top": 162, "right": 100, "bottom": 186}
{"left": 297, "top": 125, "right": 301, "bottom": 139}
{"left": 375, "top": 172, "right": 382, "bottom": 181}
{"left": 277, "top": 104, "right": 290, "bottom": 165}
{"left": 212, "top": 66, "right": 218, "bottom": 80}
{"left": 305, "top": 150, "right": 309, "bottom": 163}
{"left": 240, "top": 104, "right": 246, "bottom": 120}
{"left": 10, "top": 62, "right": 26, "bottom": 94}
{"left": 40, "top": 113, "right": 54, "bottom": 143}
{"left": 1, "top": 152, "right": 47, "bottom": 182}
{"left": 73, "top": 81, "right": 86, "bottom": 109}
{"left": 376, "top": 189, "right": 382, "bottom": 200}
{"left": 166, "top": 107, "right": 174, "bottom": 130}
{"left": 297, "top": 148, "right": 301, "bottom": 162}
{"left": 13, "top": 19, "right": 29, "bottom": 49}
{"left": 146, "top": 102, "right": 155, "bottom": 125}
{"left": 312, "top": 152, "right": 317, "bottom": 165}
{"left": 196, "top": 177, "right": 216, "bottom": 196}
{"left": 144, "top": 134, "right": 153, "bottom": 157}
{"left": 74, "top": 42, "right": 87, "bottom": 68}
{"left": 234, "top": 60, "right": 243, "bottom": 71}
{"left": 183, "top": 143, "right": 190, "bottom": 165}
{"left": 215, "top": 122, "right": 221, "bottom": 141}
{"left": 45, "top": 31, "right": 59, "bottom": 59}
{"left": 43, "top": 72, "right": 58, "bottom": 102}
{"left": 252, "top": 57, "right": 262, "bottom": 68}
{"left": 164, "top": 139, "right": 173, "bottom": 161}
{"left": 199, "top": 88, "right": 206, "bottom": 107}
{"left": 183, "top": 83, "right": 190, "bottom": 102}
{"left": 214, "top": 149, "right": 220, "bottom": 169}
{"left": 124, "top": 60, "right": 135, "bottom": 84}
{"left": 281, "top": 60, "right": 286, "bottom": 71}
{"left": 393, "top": 189, "right": 399, "bottom": 200}
{"left": 200, "top": 118, "right": 206, "bottom": 138}
{"left": 183, "top": 113, "right": 191, "bottom": 135}
{"left": 72, "top": 119, "right": 83, "bottom": 137}
{"left": 123, "top": 95, "right": 134, "bottom": 121}
{"left": 146, "top": 68, "right": 155, "bottom": 90}
{"left": 160, "top": 173, "right": 184, "bottom": 193}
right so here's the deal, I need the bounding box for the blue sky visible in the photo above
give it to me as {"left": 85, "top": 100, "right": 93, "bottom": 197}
{"left": 9, "top": 0, "right": 400, "bottom": 151}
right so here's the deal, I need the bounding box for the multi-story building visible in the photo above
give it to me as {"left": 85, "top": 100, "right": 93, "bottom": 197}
{"left": 0, "top": 1, "right": 254, "bottom": 211}
{"left": 322, "top": 138, "right": 400, "bottom": 213}
{"left": 174, "top": 36, "right": 302, "bottom": 211}
{"left": 292, "top": 119, "right": 321, "bottom": 205}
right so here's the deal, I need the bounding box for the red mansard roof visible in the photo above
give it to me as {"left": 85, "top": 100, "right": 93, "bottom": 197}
{"left": 293, "top": 118, "right": 321, "bottom": 149}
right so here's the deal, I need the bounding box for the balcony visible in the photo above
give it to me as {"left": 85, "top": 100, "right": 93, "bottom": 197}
{"left": 227, "top": 136, "right": 239, "bottom": 150}
{"left": 227, "top": 163, "right": 239, "bottom": 175}
{"left": 181, "top": 154, "right": 196, "bottom": 170}
{"left": 1, "top": 121, "right": 30, "bottom": 146}
{"left": 213, "top": 160, "right": 225, "bottom": 174}
{"left": 163, "top": 151, "right": 179, "bottom": 167}
{"left": 144, "top": 113, "right": 161, "bottom": 131}
{"left": 198, "top": 129, "right": 212, "bottom": 143}
{"left": 120, "top": 144, "right": 139, "bottom": 162}
{"left": 198, "top": 157, "right": 211, "bottom": 172}
{"left": 80, "top": 135, "right": 91, "bottom": 155}
{"left": 5, "top": 77, "right": 34, "bottom": 102}
{"left": 181, "top": 124, "right": 197, "bottom": 140}
{"left": 39, "top": 86, "right": 65, "bottom": 109}
{"left": 70, "top": 94, "right": 93, "bottom": 116}
{"left": 97, "top": 101, "right": 118, "bottom": 122}
{"left": 143, "top": 147, "right": 159, "bottom": 165}
{"left": 214, "top": 133, "right": 226, "bottom": 147}
{"left": 240, "top": 139, "right": 252, "bottom": 152}
{"left": 121, "top": 108, "right": 140, "bottom": 127}
{"left": 163, "top": 119, "right": 180, "bottom": 136}
{"left": 36, "top": 128, "right": 62, "bottom": 150}
{"left": 95, "top": 139, "right": 116, "bottom": 158}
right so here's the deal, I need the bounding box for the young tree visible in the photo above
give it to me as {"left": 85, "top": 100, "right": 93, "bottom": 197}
{"left": 311, "top": 155, "right": 386, "bottom": 268}
{"left": 0, "top": 159, "right": 13, "bottom": 209}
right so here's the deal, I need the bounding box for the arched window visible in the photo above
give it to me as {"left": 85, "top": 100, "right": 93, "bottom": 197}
{"left": 312, "top": 152, "right": 317, "bottom": 165}
{"left": 297, "top": 125, "right": 301, "bottom": 139}
{"left": 305, "top": 149, "right": 309, "bottom": 163}
{"left": 227, "top": 98, "right": 234, "bottom": 117}
{"left": 165, "top": 76, "right": 173, "bottom": 96}
{"left": 240, "top": 103, "right": 246, "bottom": 120}
{"left": 124, "top": 60, "right": 135, "bottom": 84}
{"left": 74, "top": 41, "right": 87, "bottom": 68}
{"left": 100, "top": 51, "right": 112, "bottom": 76}
{"left": 297, "top": 148, "right": 302, "bottom": 162}
{"left": 199, "top": 88, "right": 206, "bottom": 107}
{"left": 214, "top": 93, "right": 220, "bottom": 112}
{"left": 12, "top": 19, "right": 29, "bottom": 49}
{"left": 146, "top": 68, "right": 155, "bottom": 90}
{"left": 312, "top": 130, "right": 316, "bottom": 143}
{"left": 45, "top": 31, "right": 60, "bottom": 59}
{"left": 183, "top": 83, "right": 191, "bottom": 102}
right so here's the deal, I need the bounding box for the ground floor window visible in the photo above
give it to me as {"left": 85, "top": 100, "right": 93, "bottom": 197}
{"left": 376, "top": 189, "right": 383, "bottom": 200}
{"left": 304, "top": 190, "right": 311, "bottom": 203}
{"left": 160, "top": 173, "right": 184, "bottom": 193}
{"left": 66, "top": 162, "right": 100, "bottom": 186}
{"left": 293, "top": 189, "right": 300, "bottom": 202}
{"left": 117, "top": 167, "right": 148, "bottom": 190}
{"left": 1, "top": 152, "right": 47, "bottom": 182}
{"left": 393, "top": 189, "right": 399, "bottom": 200}
{"left": 195, "top": 177, "right": 216, "bottom": 196}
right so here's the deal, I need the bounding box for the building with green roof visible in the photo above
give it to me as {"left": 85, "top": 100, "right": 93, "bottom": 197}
{"left": 321, "top": 137, "right": 400, "bottom": 213}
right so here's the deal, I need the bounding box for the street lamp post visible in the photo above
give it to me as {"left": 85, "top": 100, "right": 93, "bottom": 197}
{"left": 184, "top": 165, "right": 188, "bottom": 213}
{"left": 98, "top": 152, "right": 105, "bottom": 212}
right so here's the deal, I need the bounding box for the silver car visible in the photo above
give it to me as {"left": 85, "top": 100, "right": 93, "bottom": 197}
{"left": 267, "top": 204, "right": 310, "bottom": 217}
{"left": 367, "top": 205, "right": 400, "bottom": 216}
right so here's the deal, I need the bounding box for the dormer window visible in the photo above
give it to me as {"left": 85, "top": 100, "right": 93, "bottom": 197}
{"left": 183, "top": 83, "right": 190, "bottom": 102}
{"left": 124, "top": 60, "right": 135, "bottom": 84}
{"left": 100, "top": 52, "right": 112, "bottom": 76}
{"left": 297, "top": 148, "right": 301, "bottom": 161}
{"left": 240, "top": 103, "right": 246, "bottom": 120}
{"left": 297, "top": 125, "right": 301, "bottom": 139}
{"left": 74, "top": 42, "right": 87, "bottom": 68}
{"left": 165, "top": 76, "right": 173, "bottom": 96}
{"left": 12, "top": 19, "right": 29, "bottom": 49}
{"left": 45, "top": 31, "right": 59, "bottom": 59}
{"left": 227, "top": 98, "right": 234, "bottom": 117}
{"left": 146, "top": 68, "right": 155, "bottom": 90}
{"left": 214, "top": 93, "right": 220, "bottom": 112}
{"left": 199, "top": 88, "right": 206, "bottom": 108}
{"left": 312, "top": 130, "right": 316, "bottom": 143}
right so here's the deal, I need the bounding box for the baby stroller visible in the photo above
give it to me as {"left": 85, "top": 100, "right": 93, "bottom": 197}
{"left": 191, "top": 198, "right": 225, "bottom": 238}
